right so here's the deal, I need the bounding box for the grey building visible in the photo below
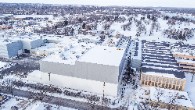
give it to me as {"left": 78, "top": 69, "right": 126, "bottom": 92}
{"left": 0, "top": 37, "right": 44, "bottom": 58}
{"left": 21, "top": 38, "right": 44, "bottom": 53}
{"left": 40, "top": 46, "right": 126, "bottom": 84}
{"left": 0, "top": 40, "right": 23, "bottom": 58}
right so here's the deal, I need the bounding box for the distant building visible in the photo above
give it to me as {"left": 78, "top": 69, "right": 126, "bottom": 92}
{"left": 171, "top": 43, "right": 195, "bottom": 77}
{"left": 0, "top": 37, "right": 44, "bottom": 58}
{"left": 173, "top": 53, "right": 195, "bottom": 74}
{"left": 0, "top": 40, "right": 23, "bottom": 58}
{"left": 21, "top": 37, "right": 44, "bottom": 53}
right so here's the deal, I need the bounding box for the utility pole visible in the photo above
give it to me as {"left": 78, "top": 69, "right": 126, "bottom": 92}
{"left": 191, "top": 74, "right": 194, "bottom": 82}
{"left": 48, "top": 72, "right": 51, "bottom": 81}
{"left": 102, "top": 82, "right": 105, "bottom": 107}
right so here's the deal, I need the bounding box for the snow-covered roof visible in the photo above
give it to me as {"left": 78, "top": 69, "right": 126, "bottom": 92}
{"left": 20, "top": 36, "right": 41, "bottom": 42}
{"left": 150, "top": 87, "right": 194, "bottom": 108}
{"left": 78, "top": 46, "right": 125, "bottom": 66}
{"left": 143, "top": 72, "right": 176, "bottom": 79}
{"left": 31, "top": 43, "right": 60, "bottom": 54}
{"left": 42, "top": 41, "right": 95, "bottom": 65}
{"left": 0, "top": 39, "right": 20, "bottom": 45}
{"left": 142, "top": 40, "right": 185, "bottom": 79}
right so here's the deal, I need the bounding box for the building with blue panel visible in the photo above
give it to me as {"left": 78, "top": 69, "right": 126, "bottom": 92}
{"left": 0, "top": 36, "right": 44, "bottom": 58}
{"left": 0, "top": 40, "right": 23, "bottom": 58}
{"left": 21, "top": 37, "right": 44, "bottom": 53}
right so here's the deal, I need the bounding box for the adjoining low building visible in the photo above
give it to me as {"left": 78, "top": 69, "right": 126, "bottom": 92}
{"left": 141, "top": 72, "right": 186, "bottom": 91}
{"left": 174, "top": 54, "right": 195, "bottom": 75}
{"left": 21, "top": 37, "right": 44, "bottom": 53}
{"left": 31, "top": 43, "right": 59, "bottom": 56}
{"left": 149, "top": 87, "right": 194, "bottom": 110}
{"left": 0, "top": 39, "right": 23, "bottom": 58}
{"left": 141, "top": 40, "right": 186, "bottom": 91}
{"left": 40, "top": 45, "right": 127, "bottom": 96}
{"left": 171, "top": 43, "right": 195, "bottom": 77}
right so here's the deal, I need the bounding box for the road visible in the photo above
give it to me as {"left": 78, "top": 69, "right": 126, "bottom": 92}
{"left": 0, "top": 86, "right": 127, "bottom": 110}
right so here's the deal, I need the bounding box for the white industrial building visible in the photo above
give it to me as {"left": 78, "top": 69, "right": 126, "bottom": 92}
{"left": 40, "top": 45, "right": 127, "bottom": 96}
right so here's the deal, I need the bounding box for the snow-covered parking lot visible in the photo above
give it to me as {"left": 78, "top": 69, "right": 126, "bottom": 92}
{"left": 0, "top": 95, "right": 77, "bottom": 110}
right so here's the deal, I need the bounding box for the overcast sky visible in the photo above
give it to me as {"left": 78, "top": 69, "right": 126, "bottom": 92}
{"left": 1, "top": 0, "right": 195, "bottom": 8}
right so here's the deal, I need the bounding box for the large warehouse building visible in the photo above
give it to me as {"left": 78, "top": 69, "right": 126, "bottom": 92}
{"left": 40, "top": 46, "right": 126, "bottom": 84}
{"left": 40, "top": 45, "right": 127, "bottom": 96}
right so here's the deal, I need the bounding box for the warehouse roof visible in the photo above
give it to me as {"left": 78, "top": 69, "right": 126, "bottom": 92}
{"left": 78, "top": 46, "right": 125, "bottom": 66}
{"left": 142, "top": 40, "right": 185, "bottom": 79}
{"left": 42, "top": 42, "right": 95, "bottom": 65}
{"left": 0, "top": 39, "right": 20, "bottom": 45}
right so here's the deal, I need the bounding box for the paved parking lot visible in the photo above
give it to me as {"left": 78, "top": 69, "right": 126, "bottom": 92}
{"left": 0, "top": 54, "right": 42, "bottom": 77}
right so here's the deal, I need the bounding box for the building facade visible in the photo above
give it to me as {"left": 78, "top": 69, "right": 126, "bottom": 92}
{"left": 141, "top": 73, "right": 186, "bottom": 91}
{"left": 40, "top": 60, "right": 120, "bottom": 84}
{"left": 0, "top": 40, "right": 23, "bottom": 58}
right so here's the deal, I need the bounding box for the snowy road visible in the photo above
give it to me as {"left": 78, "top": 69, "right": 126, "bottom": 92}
{"left": 0, "top": 86, "right": 127, "bottom": 110}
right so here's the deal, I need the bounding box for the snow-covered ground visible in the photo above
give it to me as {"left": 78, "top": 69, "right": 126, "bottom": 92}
{"left": 0, "top": 61, "right": 6, "bottom": 68}
{"left": 150, "top": 87, "right": 193, "bottom": 108}
{"left": 185, "top": 73, "right": 195, "bottom": 106}
{"left": 0, "top": 95, "right": 77, "bottom": 110}
{"left": 25, "top": 101, "right": 77, "bottom": 110}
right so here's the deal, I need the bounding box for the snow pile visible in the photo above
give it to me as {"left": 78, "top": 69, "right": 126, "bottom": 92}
{"left": 42, "top": 41, "right": 95, "bottom": 65}
{"left": 0, "top": 61, "right": 6, "bottom": 68}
